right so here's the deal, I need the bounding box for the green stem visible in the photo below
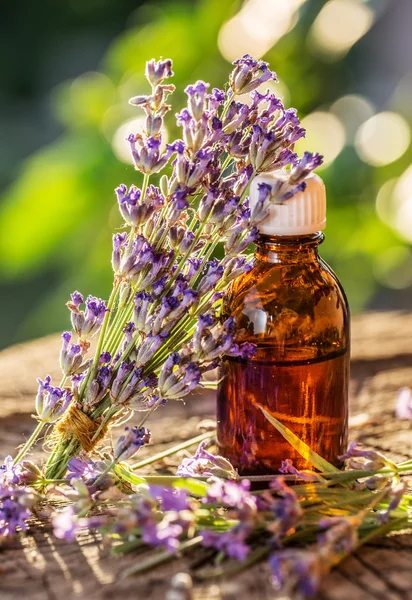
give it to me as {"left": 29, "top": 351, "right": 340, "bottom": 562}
{"left": 14, "top": 420, "right": 45, "bottom": 465}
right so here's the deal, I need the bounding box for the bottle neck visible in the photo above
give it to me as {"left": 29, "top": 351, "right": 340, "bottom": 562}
{"left": 254, "top": 232, "right": 324, "bottom": 264}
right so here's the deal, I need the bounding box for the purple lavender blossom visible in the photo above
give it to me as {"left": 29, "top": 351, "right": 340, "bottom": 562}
{"left": 176, "top": 440, "right": 237, "bottom": 479}
{"left": 230, "top": 54, "right": 277, "bottom": 95}
{"left": 59, "top": 332, "right": 89, "bottom": 376}
{"left": 290, "top": 152, "right": 323, "bottom": 183}
{"left": 67, "top": 293, "right": 108, "bottom": 340}
{"left": 0, "top": 496, "right": 32, "bottom": 537}
{"left": 149, "top": 486, "right": 190, "bottom": 512}
{"left": 185, "top": 80, "right": 209, "bottom": 121}
{"left": 222, "top": 256, "right": 253, "bottom": 284}
{"left": 268, "top": 477, "right": 303, "bottom": 538}
{"left": 85, "top": 366, "right": 111, "bottom": 409}
{"left": 249, "top": 125, "right": 300, "bottom": 172}
{"left": 201, "top": 529, "right": 250, "bottom": 561}
{"left": 35, "top": 376, "right": 72, "bottom": 422}
{"left": 133, "top": 291, "right": 154, "bottom": 333}
{"left": 66, "top": 456, "right": 114, "bottom": 493}
{"left": 111, "top": 232, "right": 127, "bottom": 273}
{"left": 127, "top": 134, "right": 176, "bottom": 175}
{"left": 135, "top": 331, "right": 169, "bottom": 366}
{"left": 145, "top": 58, "right": 174, "bottom": 86}
{"left": 338, "top": 442, "right": 396, "bottom": 471}
{"left": 115, "top": 184, "right": 164, "bottom": 229}
{"left": 270, "top": 550, "right": 323, "bottom": 598}
{"left": 192, "top": 314, "right": 255, "bottom": 362}
{"left": 1, "top": 457, "right": 42, "bottom": 487}
{"left": 114, "top": 426, "right": 151, "bottom": 461}
{"left": 158, "top": 360, "right": 202, "bottom": 400}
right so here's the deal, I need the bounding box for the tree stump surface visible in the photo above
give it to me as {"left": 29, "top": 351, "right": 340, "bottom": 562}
{"left": 0, "top": 311, "right": 411, "bottom": 600}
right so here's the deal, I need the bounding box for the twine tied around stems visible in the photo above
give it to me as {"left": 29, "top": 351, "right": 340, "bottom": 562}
{"left": 56, "top": 404, "right": 108, "bottom": 452}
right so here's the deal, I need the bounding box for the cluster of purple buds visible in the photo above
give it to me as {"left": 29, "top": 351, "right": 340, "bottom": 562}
{"left": 84, "top": 366, "right": 111, "bottom": 410}
{"left": 134, "top": 331, "right": 169, "bottom": 367}
{"left": 67, "top": 292, "right": 108, "bottom": 342}
{"left": 60, "top": 332, "right": 90, "bottom": 376}
{"left": 176, "top": 440, "right": 237, "bottom": 479}
{"left": 114, "top": 426, "right": 151, "bottom": 461}
{"left": 110, "top": 362, "right": 157, "bottom": 408}
{"left": 115, "top": 184, "right": 164, "bottom": 229}
{"left": 338, "top": 442, "right": 397, "bottom": 472}
{"left": 170, "top": 143, "right": 215, "bottom": 191}
{"left": 176, "top": 108, "right": 210, "bottom": 155}
{"left": 270, "top": 548, "right": 323, "bottom": 598}
{"left": 224, "top": 222, "right": 259, "bottom": 258}
{"left": 66, "top": 457, "right": 114, "bottom": 494}
{"left": 35, "top": 376, "right": 72, "bottom": 423}
{"left": 145, "top": 58, "right": 173, "bottom": 87}
{"left": 113, "top": 490, "right": 193, "bottom": 553}
{"left": 0, "top": 457, "right": 41, "bottom": 537}
{"left": 266, "top": 477, "right": 303, "bottom": 539}
{"left": 127, "top": 133, "right": 176, "bottom": 175}
{"left": 221, "top": 256, "right": 254, "bottom": 286}
{"left": 200, "top": 478, "right": 257, "bottom": 560}
{"left": 229, "top": 54, "right": 277, "bottom": 95}
{"left": 158, "top": 353, "right": 202, "bottom": 400}
{"left": 113, "top": 234, "right": 171, "bottom": 289}
{"left": 192, "top": 314, "right": 255, "bottom": 362}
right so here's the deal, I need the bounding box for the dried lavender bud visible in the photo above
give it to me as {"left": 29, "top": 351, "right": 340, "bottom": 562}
{"left": 114, "top": 426, "right": 151, "bottom": 461}
{"left": 35, "top": 376, "right": 72, "bottom": 422}
{"left": 145, "top": 58, "right": 174, "bottom": 87}
{"left": 230, "top": 54, "right": 277, "bottom": 95}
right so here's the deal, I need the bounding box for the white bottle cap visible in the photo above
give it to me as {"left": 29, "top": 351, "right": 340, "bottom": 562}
{"left": 250, "top": 172, "right": 326, "bottom": 236}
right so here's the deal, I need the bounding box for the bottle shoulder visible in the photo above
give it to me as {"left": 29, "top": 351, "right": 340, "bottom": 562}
{"left": 224, "top": 256, "right": 350, "bottom": 361}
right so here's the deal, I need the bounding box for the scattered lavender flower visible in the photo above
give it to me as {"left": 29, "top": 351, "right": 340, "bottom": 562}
{"left": 66, "top": 457, "right": 114, "bottom": 493}
{"left": 201, "top": 528, "right": 250, "bottom": 561}
{"left": 176, "top": 440, "right": 237, "bottom": 479}
{"left": 339, "top": 442, "right": 397, "bottom": 472}
{"left": 114, "top": 426, "right": 151, "bottom": 461}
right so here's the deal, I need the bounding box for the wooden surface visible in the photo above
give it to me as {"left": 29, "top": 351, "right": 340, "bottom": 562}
{"left": 0, "top": 311, "right": 411, "bottom": 600}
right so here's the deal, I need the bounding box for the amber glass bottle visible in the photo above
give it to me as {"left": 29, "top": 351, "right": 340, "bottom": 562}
{"left": 217, "top": 174, "right": 349, "bottom": 475}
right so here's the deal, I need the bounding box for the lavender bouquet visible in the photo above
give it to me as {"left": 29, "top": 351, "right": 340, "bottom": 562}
{"left": 6, "top": 58, "right": 410, "bottom": 597}
{"left": 14, "top": 55, "right": 321, "bottom": 479}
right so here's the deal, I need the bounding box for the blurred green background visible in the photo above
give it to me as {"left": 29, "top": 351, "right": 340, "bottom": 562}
{"left": 1, "top": 0, "right": 412, "bottom": 349}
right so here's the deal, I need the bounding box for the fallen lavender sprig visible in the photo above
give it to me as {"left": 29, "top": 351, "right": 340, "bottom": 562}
{"left": 13, "top": 54, "right": 323, "bottom": 480}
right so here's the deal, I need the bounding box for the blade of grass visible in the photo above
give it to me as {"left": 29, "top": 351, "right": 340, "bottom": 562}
{"left": 258, "top": 405, "right": 337, "bottom": 474}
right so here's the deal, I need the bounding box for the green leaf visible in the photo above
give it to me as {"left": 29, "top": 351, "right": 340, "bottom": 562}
{"left": 258, "top": 405, "right": 337, "bottom": 473}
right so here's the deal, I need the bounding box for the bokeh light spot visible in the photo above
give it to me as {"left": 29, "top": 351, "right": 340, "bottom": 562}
{"left": 355, "top": 112, "right": 410, "bottom": 166}
{"left": 218, "top": 0, "right": 305, "bottom": 62}
{"left": 296, "top": 112, "right": 345, "bottom": 167}
{"left": 331, "top": 94, "right": 375, "bottom": 143}
{"left": 309, "top": 0, "right": 374, "bottom": 60}
{"left": 374, "top": 246, "right": 412, "bottom": 289}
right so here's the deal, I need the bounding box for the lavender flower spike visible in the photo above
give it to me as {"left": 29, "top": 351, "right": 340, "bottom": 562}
{"left": 145, "top": 58, "right": 174, "bottom": 87}
{"left": 59, "top": 332, "right": 89, "bottom": 376}
{"left": 230, "top": 54, "right": 277, "bottom": 95}
{"left": 176, "top": 440, "right": 237, "bottom": 479}
{"left": 67, "top": 293, "right": 108, "bottom": 341}
{"left": 114, "top": 426, "right": 151, "bottom": 461}
{"left": 35, "top": 376, "right": 72, "bottom": 423}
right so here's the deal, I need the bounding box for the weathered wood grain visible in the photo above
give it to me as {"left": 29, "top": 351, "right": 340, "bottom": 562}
{"left": 0, "top": 311, "right": 411, "bottom": 600}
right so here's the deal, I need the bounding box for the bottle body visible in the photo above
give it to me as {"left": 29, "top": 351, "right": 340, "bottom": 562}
{"left": 217, "top": 233, "right": 350, "bottom": 475}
